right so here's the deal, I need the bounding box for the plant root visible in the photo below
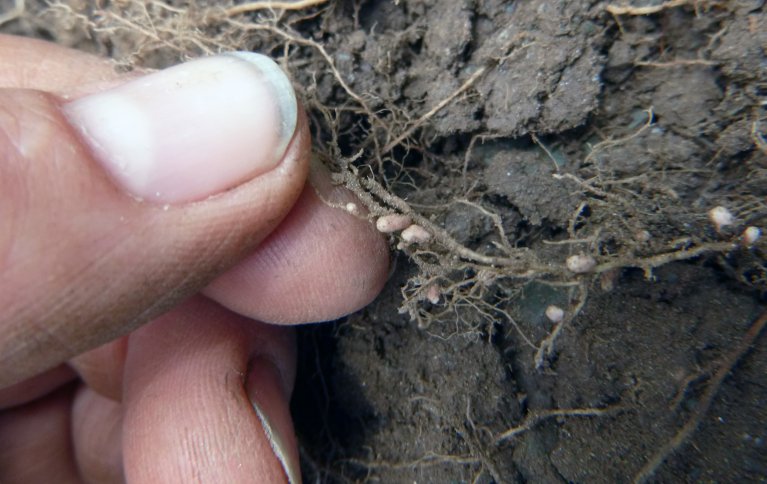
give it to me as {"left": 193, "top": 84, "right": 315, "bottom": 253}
{"left": 495, "top": 405, "right": 619, "bottom": 444}
{"left": 606, "top": 0, "right": 704, "bottom": 16}
{"left": 633, "top": 308, "right": 767, "bottom": 484}
{"left": 225, "top": 0, "right": 329, "bottom": 17}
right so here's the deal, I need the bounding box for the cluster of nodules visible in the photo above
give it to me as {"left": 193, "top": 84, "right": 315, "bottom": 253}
{"left": 565, "top": 206, "right": 762, "bottom": 277}
{"left": 708, "top": 206, "right": 761, "bottom": 246}
{"left": 374, "top": 207, "right": 761, "bottom": 315}
{"left": 374, "top": 214, "right": 432, "bottom": 248}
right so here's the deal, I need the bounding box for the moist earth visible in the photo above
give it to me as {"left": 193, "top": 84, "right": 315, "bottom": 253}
{"left": 4, "top": 0, "right": 766, "bottom": 482}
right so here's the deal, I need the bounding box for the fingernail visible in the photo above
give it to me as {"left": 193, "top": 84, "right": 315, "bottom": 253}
{"left": 64, "top": 52, "right": 297, "bottom": 203}
{"left": 246, "top": 358, "right": 300, "bottom": 484}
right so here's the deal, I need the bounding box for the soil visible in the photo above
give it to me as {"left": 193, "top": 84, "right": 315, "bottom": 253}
{"left": 4, "top": 0, "right": 766, "bottom": 482}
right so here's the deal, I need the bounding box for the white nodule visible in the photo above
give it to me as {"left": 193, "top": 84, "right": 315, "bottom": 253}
{"left": 425, "top": 284, "right": 441, "bottom": 304}
{"left": 566, "top": 254, "right": 597, "bottom": 274}
{"left": 545, "top": 305, "right": 565, "bottom": 323}
{"left": 708, "top": 206, "right": 734, "bottom": 233}
{"left": 345, "top": 202, "right": 359, "bottom": 215}
{"left": 401, "top": 224, "right": 432, "bottom": 244}
{"left": 376, "top": 214, "right": 413, "bottom": 233}
{"left": 743, "top": 226, "right": 761, "bottom": 246}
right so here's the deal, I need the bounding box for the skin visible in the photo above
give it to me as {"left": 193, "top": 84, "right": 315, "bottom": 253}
{"left": 0, "top": 35, "right": 390, "bottom": 482}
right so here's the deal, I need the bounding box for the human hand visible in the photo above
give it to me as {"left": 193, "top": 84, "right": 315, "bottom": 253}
{"left": 0, "top": 35, "right": 389, "bottom": 482}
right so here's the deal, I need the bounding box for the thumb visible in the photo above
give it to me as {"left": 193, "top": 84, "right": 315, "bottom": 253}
{"left": 0, "top": 53, "right": 310, "bottom": 387}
